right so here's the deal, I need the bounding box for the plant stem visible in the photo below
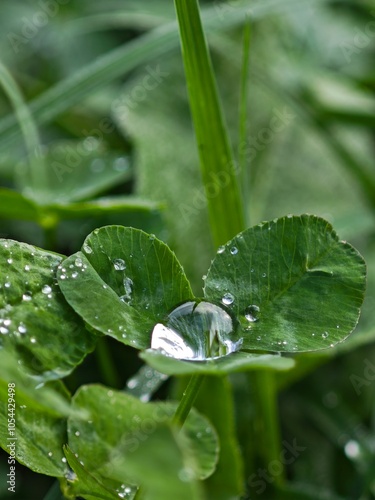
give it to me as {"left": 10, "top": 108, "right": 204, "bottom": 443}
{"left": 172, "top": 374, "right": 204, "bottom": 428}
{"left": 95, "top": 337, "right": 120, "bottom": 388}
{"left": 251, "top": 370, "right": 285, "bottom": 486}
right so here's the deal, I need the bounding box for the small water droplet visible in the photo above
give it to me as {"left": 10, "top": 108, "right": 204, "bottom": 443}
{"left": 262, "top": 273, "right": 267, "bottom": 278}
{"left": 72, "top": 272, "right": 78, "bottom": 278}
{"left": 18, "top": 324, "right": 27, "bottom": 334}
{"left": 83, "top": 243, "right": 92, "bottom": 254}
{"left": 42, "top": 285, "right": 52, "bottom": 295}
{"left": 4, "top": 282, "right": 11, "bottom": 288}
{"left": 113, "top": 258, "right": 126, "bottom": 271}
{"left": 244, "top": 304, "right": 260, "bottom": 323}
{"left": 113, "top": 157, "right": 129, "bottom": 172}
{"left": 75, "top": 431, "right": 80, "bottom": 437}
{"left": 103, "top": 284, "right": 108, "bottom": 289}
{"left": 256, "top": 336, "right": 261, "bottom": 341}
{"left": 61, "top": 457, "right": 67, "bottom": 463}
{"left": 230, "top": 247, "right": 238, "bottom": 255}
{"left": 217, "top": 245, "right": 225, "bottom": 254}
{"left": 75, "top": 257, "right": 83, "bottom": 268}
{"left": 0, "top": 327, "right": 8, "bottom": 335}
{"left": 60, "top": 274, "right": 66, "bottom": 280}
{"left": 7, "top": 258, "right": 13, "bottom": 264}
{"left": 24, "top": 265, "right": 30, "bottom": 271}
{"left": 90, "top": 158, "right": 105, "bottom": 172}
{"left": 344, "top": 440, "right": 361, "bottom": 459}
{"left": 30, "top": 337, "right": 37, "bottom": 344}
{"left": 48, "top": 452, "right": 53, "bottom": 457}
{"left": 4, "top": 319, "right": 11, "bottom": 327}
{"left": 22, "top": 293, "right": 32, "bottom": 302}
{"left": 148, "top": 234, "right": 155, "bottom": 241}
{"left": 65, "top": 470, "right": 77, "bottom": 481}
{"left": 221, "top": 293, "right": 234, "bottom": 306}
{"left": 322, "top": 332, "right": 329, "bottom": 339}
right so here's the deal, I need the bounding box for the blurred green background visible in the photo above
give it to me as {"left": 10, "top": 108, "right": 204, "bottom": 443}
{"left": 0, "top": 0, "right": 374, "bottom": 498}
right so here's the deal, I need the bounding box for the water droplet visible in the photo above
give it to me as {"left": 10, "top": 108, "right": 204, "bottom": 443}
{"left": 221, "top": 292, "right": 234, "bottom": 306}
{"left": 217, "top": 245, "right": 225, "bottom": 254}
{"left": 48, "top": 452, "right": 53, "bottom": 457}
{"left": 322, "top": 332, "right": 329, "bottom": 339}
{"left": 103, "top": 284, "right": 108, "bottom": 289}
{"left": 18, "top": 324, "right": 27, "bottom": 334}
{"left": 344, "top": 440, "right": 361, "bottom": 459}
{"left": 24, "top": 265, "right": 30, "bottom": 271}
{"left": 7, "top": 258, "right": 13, "bottom": 264}
{"left": 151, "top": 300, "right": 242, "bottom": 360}
{"left": 262, "top": 273, "right": 267, "bottom": 278}
{"left": 83, "top": 243, "right": 93, "bottom": 254}
{"left": 65, "top": 470, "right": 77, "bottom": 481}
{"left": 61, "top": 457, "right": 67, "bottom": 463}
{"left": 60, "top": 274, "right": 66, "bottom": 280}
{"left": 113, "top": 258, "right": 126, "bottom": 271}
{"left": 22, "top": 293, "right": 32, "bottom": 302}
{"left": 4, "top": 319, "right": 11, "bottom": 326}
{"left": 42, "top": 285, "right": 52, "bottom": 295}
{"left": 113, "top": 157, "right": 129, "bottom": 172}
{"left": 72, "top": 272, "right": 78, "bottom": 279}
{"left": 0, "top": 327, "right": 8, "bottom": 335}
{"left": 179, "top": 467, "right": 194, "bottom": 482}
{"left": 30, "top": 337, "right": 37, "bottom": 344}
{"left": 256, "top": 336, "right": 262, "bottom": 341}
{"left": 4, "top": 282, "right": 11, "bottom": 288}
{"left": 148, "top": 234, "right": 156, "bottom": 241}
{"left": 75, "top": 431, "right": 80, "bottom": 437}
{"left": 75, "top": 258, "right": 83, "bottom": 268}
{"left": 230, "top": 247, "right": 238, "bottom": 255}
{"left": 244, "top": 304, "right": 260, "bottom": 323}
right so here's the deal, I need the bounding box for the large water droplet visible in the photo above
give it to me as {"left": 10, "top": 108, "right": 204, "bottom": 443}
{"left": 113, "top": 258, "right": 126, "bottom": 271}
{"left": 150, "top": 300, "right": 242, "bottom": 360}
{"left": 83, "top": 243, "right": 93, "bottom": 254}
{"left": 42, "top": 285, "right": 52, "bottom": 295}
{"left": 221, "top": 293, "right": 234, "bottom": 306}
{"left": 244, "top": 304, "right": 260, "bottom": 323}
{"left": 74, "top": 257, "right": 83, "bottom": 268}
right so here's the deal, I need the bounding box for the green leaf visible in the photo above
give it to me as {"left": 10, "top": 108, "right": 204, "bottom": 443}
{"left": 16, "top": 143, "right": 132, "bottom": 205}
{"left": 141, "top": 350, "right": 294, "bottom": 376}
{"left": 204, "top": 215, "right": 366, "bottom": 352}
{"left": 58, "top": 226, "right": 194, "bottom": 349}
{"left": 174, "top": 0, "right": 245, "bottom": 247}
{"left": 47, "top": 196, "right": 162, "bottom": 221}
{"left": 63, "top": 446, "right": 122, "bottom": 500}
{"left": 119, "top": 424, "right": 204, "bottom": 500}
{"left": 0, "top": 239, "right": 98, "bottom": 380}
{"left": 0, "top": 188, "right": 40, "bottom": 222}
{"left": 67, "top": 385, "right": 218, "bottom": 487}
{"left": 0, "top": 351, "right": 74, "bottom": 477}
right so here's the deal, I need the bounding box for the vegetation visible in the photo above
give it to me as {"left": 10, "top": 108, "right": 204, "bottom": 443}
{"left": 0, "top": 1, "right": 374, "bottom": 499}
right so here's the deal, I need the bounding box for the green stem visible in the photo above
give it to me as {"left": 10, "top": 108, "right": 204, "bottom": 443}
{"left": 95, "top": 338, "right": 120, "bottom": 388}
{"left": 251, "top": 370, "right": 284, "bottom": 486}
{"left": 172, "top": 374, "right": 204, "bottom": 428}
{"left": 43, "top": 480, "right": 63, "bottom": 500}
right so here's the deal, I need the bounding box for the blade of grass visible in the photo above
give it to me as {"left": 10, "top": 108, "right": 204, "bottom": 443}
{"left": 0, "top": 59, "right": 47, "bottom": 194}
{"left": 174, "top": 0, "right": 245, "bottom": 248}
{"left": 238, "top": 20, "right": 252, "bottom": 226}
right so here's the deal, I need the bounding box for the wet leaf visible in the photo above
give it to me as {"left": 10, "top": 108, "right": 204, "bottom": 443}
{"left": 204, "top": 215, "right": 366, "bottom": 352}
{"left": 67, "top": 385, "right": 218, "bottom": 486}
{"left": 0, "top": 239, "right": 97, "bottom": 381}
{"left": 58, "top": 226, "right": 194, "bottom": 349}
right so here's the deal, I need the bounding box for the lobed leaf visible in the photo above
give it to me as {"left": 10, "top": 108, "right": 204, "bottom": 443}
{"left": 204, "top": 215, "right": 366, "bottom": 352}
{"left": 58, "top": 226, "right": 194, "bottom": 349}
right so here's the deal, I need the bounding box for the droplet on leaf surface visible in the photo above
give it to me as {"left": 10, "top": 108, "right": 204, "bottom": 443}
{"left": 151, "top": 300, "right": 242, "bottom": 360}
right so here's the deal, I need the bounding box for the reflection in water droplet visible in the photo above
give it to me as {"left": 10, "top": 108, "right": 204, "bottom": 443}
{"left": 230, "top": 247, "right": 238, "bottom": 255}
{"left": 151, "top": 300, "right": 242, "bottom": 360}
{"left": 113, "top": 258, "right": 126, "bottom": 271}
{"left": 244, "top": 304, "right": 260, "bottom": 323}
{"left": 221, "top": 293, "right": 234, "bottom": 306}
